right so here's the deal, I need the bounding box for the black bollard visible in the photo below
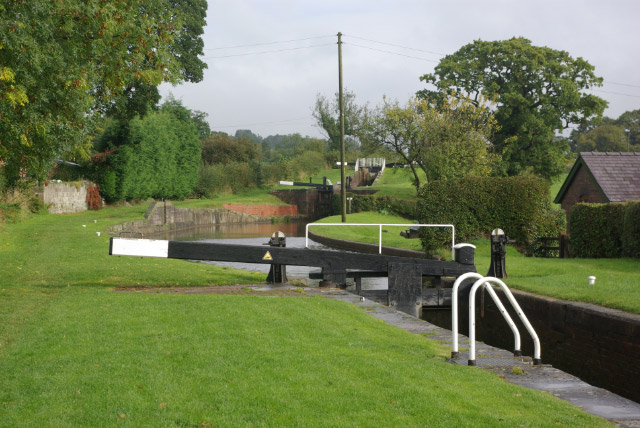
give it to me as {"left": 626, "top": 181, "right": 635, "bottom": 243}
{"left": 487, "top": 228, "right": 508, "bottom": 278}
{"left": 266, "top": 231, "right": 288, "bottom": 284}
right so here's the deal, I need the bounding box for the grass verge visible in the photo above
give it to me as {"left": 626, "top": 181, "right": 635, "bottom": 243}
{"left": 370, "top": 167, "right": 422, "bottom": 201}
{"left": 0, "top": 290, "right": 609, "bottom": 427}
{"left": 312, "top": 212, "right": 423, "bottom": 252}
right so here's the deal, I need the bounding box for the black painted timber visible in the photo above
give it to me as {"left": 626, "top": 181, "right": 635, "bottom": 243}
{"left": 167, "top": 241, "right": 474, "bottom": 276}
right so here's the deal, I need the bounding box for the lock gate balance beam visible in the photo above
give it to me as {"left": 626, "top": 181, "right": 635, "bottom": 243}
{"left": 109, "top": 237, "right": 476, "bottom": 317}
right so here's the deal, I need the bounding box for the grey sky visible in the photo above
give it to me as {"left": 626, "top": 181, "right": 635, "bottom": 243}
{"left": 159, "top": 0, "right": 640, "bottom": 139}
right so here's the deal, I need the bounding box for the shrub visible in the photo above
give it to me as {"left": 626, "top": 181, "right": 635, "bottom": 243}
{"left": 416, "top": 177, "right": 564, "bottom": 253}
{"left": 86, "top": 185, "right": 102, "bottom": 210}
{"left": 570, "top": 202, "right": 640, "bottom": 258}
{"left": 195, "top": 162, "right": 259, "bottom": 197}
{"left": 569, "top": 203, "right": 625, "bottom": 258}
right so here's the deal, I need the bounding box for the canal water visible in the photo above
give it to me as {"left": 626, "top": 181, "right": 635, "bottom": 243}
{"left": 166, "top": 222, "right": 387, "bottom": 290}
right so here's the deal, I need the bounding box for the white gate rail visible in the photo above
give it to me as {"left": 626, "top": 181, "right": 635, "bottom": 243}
{"left": 305, "top": 223, "right": 455, "bottom": 260}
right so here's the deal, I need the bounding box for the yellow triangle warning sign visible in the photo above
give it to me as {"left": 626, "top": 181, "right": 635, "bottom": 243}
{"left": 262, "top": 251, "right": 273, "bottom": 261}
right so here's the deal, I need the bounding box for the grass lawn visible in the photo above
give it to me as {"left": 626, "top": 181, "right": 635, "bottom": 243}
{"left": 0, "top": 205, "right": 612, "bottom": 426}
{"left": 311, "top": 213, "right": 640, "bottom": 315}
{"left": 313, "top": 212, "right": 424, "bottom": 252}
{"left": 173, "top": 188, "right": 289, "bottom": 209}
{"left": 370, "top": 167, "right": 422, "bottom": 201}
{"left": 0, "top": 290, "right": 609, "bottom": 427}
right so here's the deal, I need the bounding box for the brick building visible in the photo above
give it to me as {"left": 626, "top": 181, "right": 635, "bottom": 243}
{"left": 554, "top": 152, "right": 640, "bottom": 226}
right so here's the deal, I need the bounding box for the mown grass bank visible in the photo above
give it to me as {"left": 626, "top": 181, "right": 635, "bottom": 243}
{"left": 0, "top": 290, "right": 609, "bottom": 427}
{"left": 313, "top": 212, "right": 640, "bottom": 315}
{"left": 0, "top": 204, "right": 612, "bottom": 426}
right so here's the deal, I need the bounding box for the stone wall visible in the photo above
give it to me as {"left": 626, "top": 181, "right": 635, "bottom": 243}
{"left": 111, "top": 201, "right": 270, "bottom": 237}
{"left": 144, "top": 201, "right": 270, "bottom": 226}
{"left": 454, "top": 288, "right": 640, "bottom": 403}
{"left": 41, "top": 181, "right": 87, "bottom": 214}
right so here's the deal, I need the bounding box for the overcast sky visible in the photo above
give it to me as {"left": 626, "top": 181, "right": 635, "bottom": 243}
{"left": 159, "top": 0, "right": 640, "bottom": 139}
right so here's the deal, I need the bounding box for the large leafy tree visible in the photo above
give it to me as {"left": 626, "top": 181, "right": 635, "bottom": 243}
{"left": 371, "top": 96, "right": 497, "bottom": 190}
{"left": 0, "top": 0, "right": 207, "bottom": 184}
{"left": 418, "top": 37, "right": 608, "bottom": 178}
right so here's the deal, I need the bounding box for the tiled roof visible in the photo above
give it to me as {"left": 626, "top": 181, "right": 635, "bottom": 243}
{"left": 581, "top": 152, "right": 640, "bottom": 202}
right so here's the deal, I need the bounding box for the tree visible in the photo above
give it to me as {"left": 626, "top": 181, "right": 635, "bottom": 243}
{"left": 569, "top": 109, "right": 640, "bottom": 151}
{"left": 616, "top": 109, "right": 640, "bottom": 148}
{"left": 201, "top": 134, "right": 261, "bottom": 165}
{"left": 313, "top": 90, "right": 368, "bottom": 152}
{"left": 418, "top": 37, "right": 608, "bottom": 179}
{"left": 576, "top": 125, "right": 632, "bottom": 152}
{"left": 94, "top": 100, "right": 201, "bottom": 202}
{"left": 371, "top": 96, "right": 498, "bottom": 189}
{"left": 0, "top": 0, "right": 207, "bottom": 185}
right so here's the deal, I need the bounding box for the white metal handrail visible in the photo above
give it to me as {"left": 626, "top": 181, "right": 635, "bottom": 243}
{"left": 305, "top": 223, "right": 455, "bottom": 260}
{"left": 468, "top": 277, "right": 541, "bottom": 366}
{"left": 451, "top": 273, "right": 521, "bottom": 359}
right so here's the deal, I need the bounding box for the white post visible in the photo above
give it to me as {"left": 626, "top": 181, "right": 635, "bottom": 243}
{"left": 451, "top": 272, "right": 484, "bottom": 358}
{"left": 379, "top": 224, "right": 382, "bottom": 254}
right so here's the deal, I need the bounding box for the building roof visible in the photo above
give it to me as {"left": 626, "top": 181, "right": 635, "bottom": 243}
{"left": 554, "top": 152, "right": 640, "bottom": 204}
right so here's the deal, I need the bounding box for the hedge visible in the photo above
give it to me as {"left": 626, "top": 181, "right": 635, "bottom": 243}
{"left": 570, "top": 202, "right": 640, "bottom": 258}
{"left": 416, "top": 177, "right": 565, "bottom": 254}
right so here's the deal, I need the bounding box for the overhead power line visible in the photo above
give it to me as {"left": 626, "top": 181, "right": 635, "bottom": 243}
{"left": 346, "top": 42, "right": 439, "bottom": 62}
{"left": 204, "top": 35, "right": 335, "bottom": 51}
{"left": 344, "top": 34, "right": 445, "bottom": 56}
{"left": 590, "top": 89, "right": 640, "bottom": 98}
{"left": 203, "top": 43, "right": 334, "bottom": 59}
{"left": 603, "top": 81, "right": 640, "bottom": 89}
{"left": 212, "top": 117, "right": 312, "bottom": 129}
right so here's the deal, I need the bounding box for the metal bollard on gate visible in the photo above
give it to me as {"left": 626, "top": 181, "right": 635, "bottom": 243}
{"left": 488, "top": 228, "right": 508, "bottom": 278}
{"left": 266, "top": 231, "right": 288, "bottom": 284}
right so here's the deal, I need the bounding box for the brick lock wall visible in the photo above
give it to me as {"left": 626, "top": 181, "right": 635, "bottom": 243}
{"left": 270, "top": 189, "right": 319, "bottom": 218}
{"left": 456, "top": 289, "right": 640, "bottom": 403}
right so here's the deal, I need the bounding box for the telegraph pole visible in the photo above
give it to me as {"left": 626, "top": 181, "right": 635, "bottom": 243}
{"left": 337, "top": 32, "right": 346, "bottom": 222}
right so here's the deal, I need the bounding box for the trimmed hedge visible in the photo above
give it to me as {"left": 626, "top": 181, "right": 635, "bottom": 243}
{"left": 416, "top": 177, "right": 565, "bottom": 253}
{"left": 570, "top": 202, "right": 640, "bottom": 258}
